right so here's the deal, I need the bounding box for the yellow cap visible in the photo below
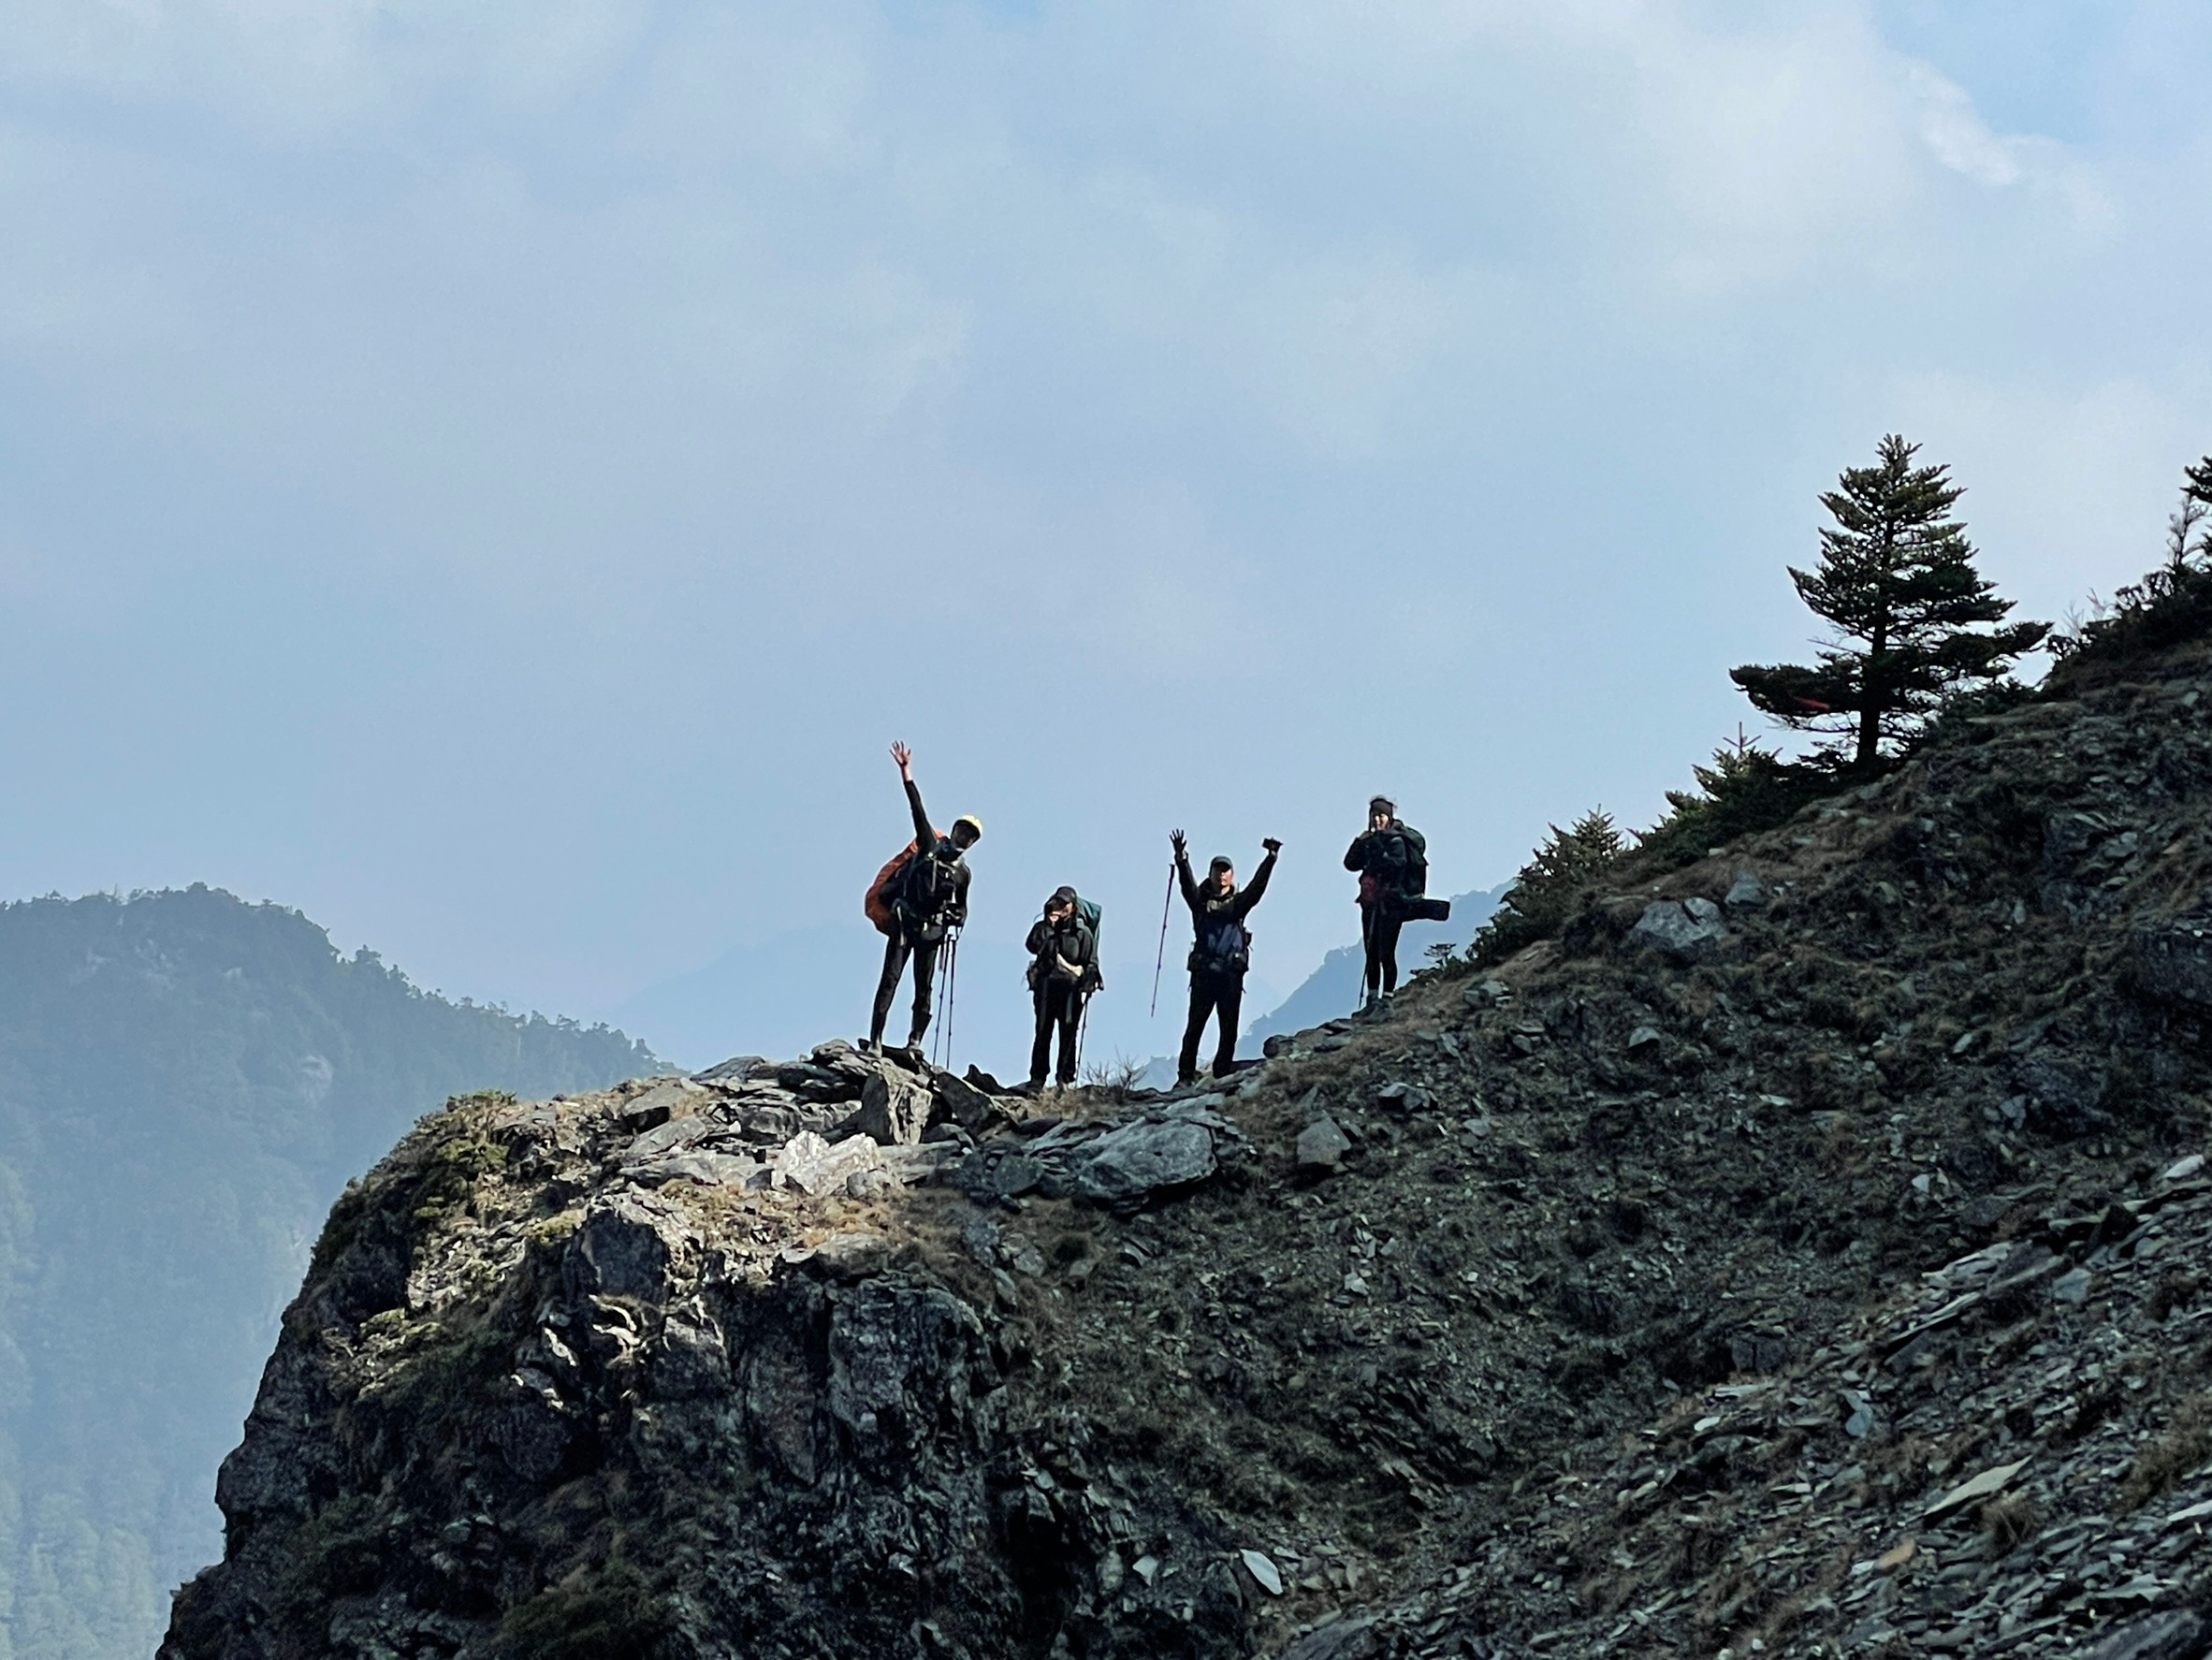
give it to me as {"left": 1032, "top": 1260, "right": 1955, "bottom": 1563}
{"left": 953, "top": 814, "right": 983, "bottom": 839}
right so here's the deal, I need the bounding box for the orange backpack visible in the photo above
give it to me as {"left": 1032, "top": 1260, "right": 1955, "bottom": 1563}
{"left": 865, "top": 834, "right": 938, "bottom": 935}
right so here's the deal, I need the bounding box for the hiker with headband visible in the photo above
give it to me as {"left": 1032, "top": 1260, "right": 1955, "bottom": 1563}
{"left": 863, "top": 741, "right": 981, "bottom": 1055}
{"left": 1025, "top": 885, "right": 1100, "bottom": 1092}
{"left": 1345, "top": 794, "right": 1444, "bottom": 1012}
{"left": 1170, "top": 828, "right": 1280, "bottom": 1087}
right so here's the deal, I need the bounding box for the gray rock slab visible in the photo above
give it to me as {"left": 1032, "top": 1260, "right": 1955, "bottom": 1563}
{"left": 1629, "top": 899, "right": 1732, "bottom": 962}
{"left": 621, "top": 1114, "right": 720, "bottom": 1166}
{"left": 1924, "top": 1455, "right": 2030, "bottom": 1521}
{"left": 618, "top": 1078, "right": 707, "bottom": 1129}
{"left": 691, "top": 1054, "right": 768, "bottom": 1082}
{"left": 956, "top": 1148, "right": 1046, "bottom": 1202}
{"left": 851, "top": 1070, "right": 934, "bottom": 1146}
{"left": 2083, "top": 1610, "right": 2206, "bottom": 1660}
{"left": 1070, "top": 1119, "right": 1216, "bottom": 1208}
{"left": 1375, "top": 1081, "right": 1433, "bottom": 1115}
{"left": 931, "top": 1070, "right": 999, "bottom": 1132}
{"left": 879, "top": 1142, "right": 962, "bottom": 1185}
{"left": 1724, "top": 869, "right": 1767, "bottom": 909}
{"left": 774, "top": 1131, "right": 884, "bottom": 1196}
{"left": 1296, "top": 1116, "right": 1351, "bottom": 1174}
{"left": 631, "top": 1150, "right": 760, "bottom": 1188}
{"left": 1239, "top": 1548, "right": 1283, "bottom": 1594}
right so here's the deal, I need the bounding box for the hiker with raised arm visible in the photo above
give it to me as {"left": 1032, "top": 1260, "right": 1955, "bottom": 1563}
{"left": 1345, "top": 794, "right": 1433, "bottom": 1012}
{"left": 1171, "top": 829, "right": 1280, "bottom": 1087}
{"left": 864, "top": 742, "right": 981, "bottom": 1056}
{"left": 1025, "top": 885, "right": 1099, "bottom": 1092}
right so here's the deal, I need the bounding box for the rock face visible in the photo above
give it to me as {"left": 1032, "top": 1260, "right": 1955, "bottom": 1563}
{"left": 167, "top": 635, "right": 2212, "bottom": 1660}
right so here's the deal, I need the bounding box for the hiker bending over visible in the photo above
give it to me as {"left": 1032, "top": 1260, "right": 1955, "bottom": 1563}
{"left": 1346, "top": 794, "right": 1427, "bottom": 1010}
{"left": 1025, "top": 885, "right": 1099, "bottom": 1091}
{"left": 1172, "top": 829, "right": 1280, "bottom": 1086}
{"left": 867, "top": 741, "right": 981, "bottom": 1054}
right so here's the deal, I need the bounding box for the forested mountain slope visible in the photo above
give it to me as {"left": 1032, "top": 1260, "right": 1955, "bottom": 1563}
{"left": 166, "top": 627, "right": 2212, "bottom": 1660}
{"left": 0, "top": 887, "right": 656, "bottom": 1660}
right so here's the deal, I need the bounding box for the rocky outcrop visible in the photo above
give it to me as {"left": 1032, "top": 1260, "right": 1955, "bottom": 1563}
{"left": 162, "top": 1050, "right": 1257, "bottom": 1660}
{"left": 167, "top": 638, "right": 2212, "bottom": 1660}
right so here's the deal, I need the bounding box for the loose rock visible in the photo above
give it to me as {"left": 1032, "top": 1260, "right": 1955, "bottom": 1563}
{"left": 1628, "top": 898, "right": 1732, "bottom": 962}
{"left": 1295, "top": 1117, "right": 1352, "bottom": 1175}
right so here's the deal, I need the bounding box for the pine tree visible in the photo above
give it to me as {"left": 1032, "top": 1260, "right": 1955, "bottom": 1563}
{"left": 1633, "top": 738, "right": 1827, "bottom": 866}
{"left": 1474, "top": 809, "right": 1624, "bottom": 962}
{"left": 2171, "top": 455, "right": 2212, "bottom": 575}
{"left": 1732, "top": 435, "right": 2047, "bottom": 768}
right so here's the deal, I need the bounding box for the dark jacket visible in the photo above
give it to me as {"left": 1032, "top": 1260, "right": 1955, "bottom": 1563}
{"left": 1025, "top": 914, "right": 1098, "bottom": 994}
{"left": 896, "top": 779, "right": 971, "bottom": 939}
{"left": 1345, "top": 823, "right": 1426, "bottom": 910}
{"left": 1177, "top": 849, "right": 1276, "bottom": 979}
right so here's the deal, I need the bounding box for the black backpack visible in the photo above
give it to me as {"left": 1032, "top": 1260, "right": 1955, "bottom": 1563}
{"left": 1380, "top": 827, "right": 1428, "bottom": 896}
{"left": 1190, "top": 910, "right": 1250, "bottom": 976}
{"left": 901, "top": 840, "right": 957, "bottom": 914}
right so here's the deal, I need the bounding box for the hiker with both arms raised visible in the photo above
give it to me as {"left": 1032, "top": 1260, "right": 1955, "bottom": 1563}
{"left": 867, "top": 741, "right": 982, "bottom": 1056}
{"left": 1025, "top": 885, "right": 1100, "bottom": 1092}
{"left": 1345, "top": 794, "right": 1428, "bottom": 1012}
{"left": 1172, "top": 829, "right": 1280, "bottom": 1087}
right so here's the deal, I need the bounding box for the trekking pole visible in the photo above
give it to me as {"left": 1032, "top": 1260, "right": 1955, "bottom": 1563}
{"left": 939, "top": 932, "right": 960, "bottom": 1070}
{"left": 1149, "top": 860, "right": 1174, "bottom": 1017}
{"left": 928, "top": 967, "right": 941, "bottom": 1070}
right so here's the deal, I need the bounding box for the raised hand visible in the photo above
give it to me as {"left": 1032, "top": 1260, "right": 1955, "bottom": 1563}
{"left": 890, "top": 740, "right": 912, "bottom": 779}
{"left": 1170, "top": 829, "right": 1187, "bottom": 859}
{"left": 1262, "top": 837, "right": 1283, "bottom": 854}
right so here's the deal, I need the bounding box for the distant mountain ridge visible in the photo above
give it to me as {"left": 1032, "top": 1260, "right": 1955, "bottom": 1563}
{"left": 1244, "top": 882, "right": 1508, "bottom": 1043}
{"left": 0, "top": 886, "right": 658, "bottom": 1660}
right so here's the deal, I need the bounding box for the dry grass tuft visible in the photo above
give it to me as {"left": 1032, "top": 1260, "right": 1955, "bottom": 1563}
{"left": 2117, "top": 1392, "right": 2212, "bottom": 1514}
{"left": 1980, "top": 1492, "right": 2040, "bottom": 1557}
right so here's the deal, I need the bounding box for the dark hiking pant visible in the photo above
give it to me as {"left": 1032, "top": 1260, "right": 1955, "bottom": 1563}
{"left": 1030, "top": 982, "right": 1083, "bottom": 1085}
{"left": 870, "top": 929, "right": 940, "bottom": 1048}
{"left": 1361, "top": 904, "right": 1404, "bottom": 999}
{"left": 1178, "top": 971, "right": 1244, "bottom": 1084}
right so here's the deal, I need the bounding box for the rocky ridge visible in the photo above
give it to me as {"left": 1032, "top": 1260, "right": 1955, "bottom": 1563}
{"left": 166, "top": 637, "right": 2212, "bottom": 1660}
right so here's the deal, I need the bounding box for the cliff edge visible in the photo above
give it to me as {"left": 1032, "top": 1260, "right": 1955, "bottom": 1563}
{"left": 166, "top": 637, "right": 2212, "bottom": 1660}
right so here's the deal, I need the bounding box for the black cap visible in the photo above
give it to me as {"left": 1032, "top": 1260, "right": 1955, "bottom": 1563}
{"left": 1209, "top": 855, "right": 1233, "bottom": 874}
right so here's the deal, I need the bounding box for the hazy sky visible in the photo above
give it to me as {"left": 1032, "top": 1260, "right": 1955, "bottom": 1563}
{"left": 4, "top": 1, "right": 2209, "bottom": 1068}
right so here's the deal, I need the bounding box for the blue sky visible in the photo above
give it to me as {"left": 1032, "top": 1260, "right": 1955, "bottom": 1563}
{"left": 4, "top": 1, "right": 2209, "bottom": 1075}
